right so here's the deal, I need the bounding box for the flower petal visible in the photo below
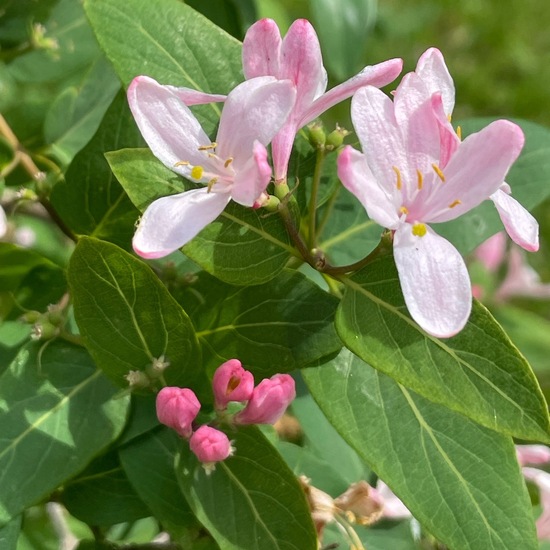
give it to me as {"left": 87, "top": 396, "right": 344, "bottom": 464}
{"left": 127, "top": 76, "right": 212, "bottom": 176}
{"left": 0, "top": 206, "right": 7, "bottom": 238}
{"left": 300, "top": 58, "right": 403, "bottom": 127}
{"left": 415, "top": 48, "right": 455, "bottom": 115}
{"left": 350, "top": 86, "right": 408, "bottom": 192}
{"left": 431, "top": 92, "right": 460, "bottom": 169}
{"left": 270, "top": 119, "right": 298, "bottom": 181}
{"left": 426, "top": 120, "right": 525, "bottom": 223}
{"left": 279, "top": 19, "right": 327, "bottom": 114}
{"left": 133, "top": 188, "right": 230, "bottom": 259}
{"left": 215, "top": 77, "right": 296, "bottom": 164}
{"left": 394, "top": 223, "right": 472, "bottom": 337}
{"left": 231, "top": 141, "right": 272, "bottom": 206}
{"left": 242, "top": 18, "right": 282, "bottom": 79}
{"left": 337, "top": 146, "right": 399, "bottom": 229}
{"left": 491, "top": 187, "right": 539, "bottom": 251}
{"left": 165, "top": 85, "right": 226, "bottom": 106}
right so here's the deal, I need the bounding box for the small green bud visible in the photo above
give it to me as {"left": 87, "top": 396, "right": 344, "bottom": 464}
{"left": 20, "top": 310, "right": 42, "bottom": 324}
{"left": 46, "top": 306, "right": 64, "bottom": 326}
{"left": 308, "top": 122, "right": 326, "bottom": 149}
{"left": 31, "top": 321, "right": 58, "bottom": 341}
{"left": 325, "top": 124, "right": 350, "bottom": 151}
{"left": 146, "top": 355, "right": 170, "bottom": 379}
{"left": 125, "top": 370, "right": 150, "bottom": 389}
{"left": 274, "top": 182, "right": 290, "bottom": 201}
{"left": 262, "top": 195, "right": 280, "bottom": 212}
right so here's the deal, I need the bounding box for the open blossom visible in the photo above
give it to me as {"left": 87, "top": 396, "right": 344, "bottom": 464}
{"left": 212, "top": 359, "right": 254, "bottom": 410}
{"left": 242, "top": 18, "right": 403, "bottom": 181}
{"left": 338, "top": 48, "right": 533, "bottom": 337}
{"left": 127, "top": 75, "right": 296, "bottom": 258}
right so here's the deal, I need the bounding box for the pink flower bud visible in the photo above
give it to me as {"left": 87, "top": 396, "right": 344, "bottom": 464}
{"left": 212, "top": 359, "right": 255, "bottom": 410}
{"left": 235, "top": 374, "right": 295, "bottom": 425}
{"left": 516, "top": 444, "right": 550, "bottom": 467}
{"left": 189, "top": 425, "right": 233, "bottom": 470}
{"left": 156, "top": 387, "right": 200, "bottom": 438}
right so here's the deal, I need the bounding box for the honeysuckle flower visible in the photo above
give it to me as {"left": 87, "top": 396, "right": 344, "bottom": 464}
{"left": 234, "top": 373, "right": 295, "bottom": 425}
{"left": 517, "top": 445, "right": 550, "bottom": 467}
{"left": 242, "top": 18, "right": 403, "bottom": 181}
{"left": 189, "top": 425, "right": 233, "bottom": 474}
{"left": 156, "top": 386, "right": 200, "bottom": 438}
{"left": 338, "top": 48, "right": 528, "bottom": 337}
{"left": 128, "top": 75, "right": 296, "bottom": 258}
{"left": 212, "top": 359, "right": 254, "bottom": 410}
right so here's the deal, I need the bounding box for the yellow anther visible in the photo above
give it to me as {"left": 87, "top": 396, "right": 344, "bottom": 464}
{"left": 174, "top": 160, "right": 190, "bottom": 167}
{"left": 224, "top": 157, "right": 234, "bottom": 168}
{"left": 392, "top": 166, "right": 402, "bottom": 190}
{"left": 207, "top": 177, "right": 218, "bottom": 192}
{"left": 449, "top": 199, "right": 462, "bottom": 208}
{"left": 432, "top": 163, "right": 446, "bottom": 182}
{"left": 208, "top": 153, "right": 217, "bottom": 158}
{"left": 191, "top": 165, "right": 204, "bottom": 180}
{"left": 456, "top": 126, "right": 462, "bottom": 140}
{"left": 416, "top": 169, "right": 424, "bottom": 190}
{"left": 399, "top": 206, "right": 409, "bottom": 215}
{"left": 412, "top": 223, "right": 427, "bottom": 237}
{"left": 447, "top": 114, "right": 452, "bottom": 123}
{"left": 198, "top": 142, "right": 217, "bottom": 151}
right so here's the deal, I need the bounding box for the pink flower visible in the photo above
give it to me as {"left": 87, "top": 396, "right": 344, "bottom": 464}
{"left": 212, "top": 359, "right": 254, "bottom": 410}
{"left": 517, "top": 445, "right": 550, "bottom": 467}
{"left": 189, "top": 425, "right": 233, "bottom": 471}
{"left": 235, "top": 373, "right": 295, "bottom": 425}
{"left": 127, "top": 75, "right": 296, "bottom": 258}
{"left": 242, "top": 18, "right": 403, "bottom": 181}
{"left": 522, "top": 467, "right": 550, "bottom": 540}
{"left": 338, "top": 48, "right": 532, "bottom": 337}
{"left": 475, "top": 232, "right": 507, "bottom": 272}
{"left": 156, "top": 387, "right": 200, "bottom": 438}
{"left": 375, "top": 481, "right": 412, "bottom": 520}
{"left": 0, "top": 206, "right": 6, "bottom": 238}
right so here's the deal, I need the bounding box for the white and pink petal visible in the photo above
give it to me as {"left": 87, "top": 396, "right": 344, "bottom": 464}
{"left": 393, "top": 223, "right": 472, "bottom": 338}
{"left": 416, "top": 48, "right": 455, "bottom": 115}
{"left": 133, "top": 189, "right": 231, "bottom": 259}
{"left": 231, "top": 141, "right": 272, "bottom": 207}
{"left": 242, "top": 19, "right": 282, "bottom": 79}
{"left": 490, "top": 187, "right": 539, "bottom": 251}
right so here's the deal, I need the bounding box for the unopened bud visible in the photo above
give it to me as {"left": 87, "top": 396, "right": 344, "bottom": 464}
{"left": 156, "top": 387, "right": 200, "bottom": 438}
{"left": 189, "top": 425, "right": 233, "bottom": 474}
{"left": 146, "top": 355, "right": 170, "bottom": 379}
{"left": 20, "top": 310, "right": 42, "bottom": 324}
{"left": 274, "top": 182, "right": 290, "bottom": 201}
{"left": 234, "top": 374, "right": 295, "bottom": 425}
{"left": 212, "top": 359, "right": 254, "bottom": 410}
{"left": 516, "top": 445, "right": 550, "bottom": 467}
{"left": 308, "top": 122, "right": 326, "bottom": 149}
{"left": 325, "top": 124, "right": 350, "bottom": 151}
{"left": 31, "top": 321, "right": 58, "bottom": 341}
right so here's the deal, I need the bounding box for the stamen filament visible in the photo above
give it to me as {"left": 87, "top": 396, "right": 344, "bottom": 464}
{"left": 399, "top": 206, "right": 409, "bottom": 215}
{"left": 174, "top": 161, "right": 189, "bottom": 167}
{"left": 392, "top": 166, "right": 402, "bottom": 190}
{"left": 416, "top": 169, "right": 424, "bottom": 190}
{"left": 198, "top": 142, "right": 217, "bottom": 151}
{"left": 432, "top": 163, "right": 446, "bottom": 182}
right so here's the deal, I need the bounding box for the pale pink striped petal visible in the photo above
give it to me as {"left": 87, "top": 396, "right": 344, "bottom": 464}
{"left": 166, "top": 86, "right": 226, "bottom": 106}
{"left": 426, "top": 120, "right": 525, "bottom": 223}
{"left": 216, "top": 77, "right": 295, "bottom": 165}
{"left": 231, "top": 141, "right": 272, "bottom": 207}
{"left": 279, "top": 19, "right": 326, "bottom": 114}
{"left": 133, "top": 189, "right": 230, "bottom": 259}
{"left": 522, "top": 467, "right": 550, "bottom": 540}
{"left": 242, "top": 18, "right": 282, "bottom": 79}
{"left": 271, "top": 120, "right": 298, "bottom": 181}
{"left": 338, "top": 146, "right": 399, "bottom": 229}
{"left": 430, "top": 93, "right": 460, "bottom": 169}
{"left": 416, "top": 48, "right": 455, "bottom": 115}
{"left": 394, "top": 224, "right": 472, "bottom": 337}
{"left": 300, "top": 58, "right": 403, "bottom": 127}
{"left": 490, "top": 187, "right": 539, "bottom": 251}
{"left": 127, "top": 76, "right": 212, "bottom": 175}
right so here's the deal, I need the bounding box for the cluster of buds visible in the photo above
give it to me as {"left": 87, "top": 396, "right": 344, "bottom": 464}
{"left": 156, "top": 359, "right": 296, "bottom": 473}
{"left": 20, "top": 294, "right": 70, "bottom": 342}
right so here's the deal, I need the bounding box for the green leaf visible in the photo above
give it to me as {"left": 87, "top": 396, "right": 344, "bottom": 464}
{"left": 119, "top": 428, "right": 196, "bottom": 537}
{"left": 303, "top": 349, "right": 539, "bottom": 550}
{"left": 61, "top": 451, "right": 151, "bottom": 526}
{"left": 50, "top": 92, "right": 142, "bottom": 251}
{"left": 310, "top": 0, "right": 378, "bottom": 80}
{"left": 44, "top": 56, "right": 120, "bottom": 166}
{"left": 0, "top": 516, "right": 20, "bottom": 550}
{"left": 436, "top": 118, "right": 550, "bottom": 254}
{"left": 176, "top": 425, "right": 317, "bottom": 550}
{"left": 84, "top": 0, "right": 242, "bottom": 134}
{"left": 0, "top": 322, "right": 31, "bottom": 376}
{"left": 318, "top": 186, "right": 383, "bottom": 265}
{"left": 0, "top": 341, "right": 129, "bottom": 525}
{"left": 175, "top": 270, "right": 341, "bottom": 378}
{"left": 336, "top": 253, "right": 550, "bottom": 442}
{"left": 106, "top": 148, "right": 294, "bottom": 285}
{"left": 68, "top": 237, "right": 204, "bottom": 389}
